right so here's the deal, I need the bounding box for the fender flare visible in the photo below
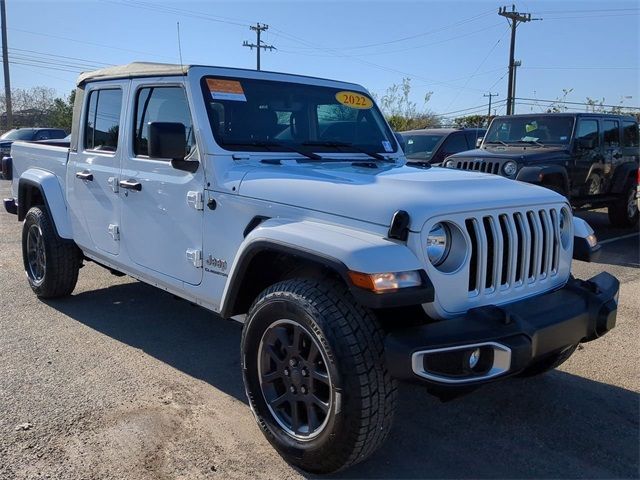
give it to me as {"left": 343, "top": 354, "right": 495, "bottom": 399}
{"left": 18, "top": 169, "right": 72, "bottom": 239}
{"left": 609, "top": 161, "right": 638, "bottom": 194}
{"left": 516, "top": 165, "right": 569, "bottom": 193}
{"left": 219, "top": 219, "right": 434, "bottom": 318}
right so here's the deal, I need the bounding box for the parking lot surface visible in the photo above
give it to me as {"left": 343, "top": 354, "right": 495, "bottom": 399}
{"left": 1, "top": 179, "right": 638, "bottom": 479}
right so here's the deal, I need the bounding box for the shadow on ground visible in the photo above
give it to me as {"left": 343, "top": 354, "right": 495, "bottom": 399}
{"left": 47, "top": 281, "right": 639, "bottom": 479}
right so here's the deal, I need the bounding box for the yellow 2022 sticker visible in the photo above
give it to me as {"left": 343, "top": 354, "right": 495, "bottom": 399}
{"left": 335, "top": 91, "right": 373, "bottom": 109}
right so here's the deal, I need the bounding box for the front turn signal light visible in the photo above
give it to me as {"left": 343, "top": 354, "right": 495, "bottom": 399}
{"left": 348, "top": 270, "right": 423, "bottom": 293}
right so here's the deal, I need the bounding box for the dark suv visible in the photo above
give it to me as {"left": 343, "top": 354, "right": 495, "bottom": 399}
{"left": 445, "top": 113, "right": 639, "bottom": 227}
{"left": 0, "top": 128, "right": 67, "bottom": 157}
{"left": 400, "top": 127, "right": 486, "bottom": 165}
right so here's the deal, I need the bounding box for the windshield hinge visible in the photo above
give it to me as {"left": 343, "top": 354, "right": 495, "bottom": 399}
{"left": 186, "top": 249, "right": 203, "bottom": 268}
{"left": 232, "top": 153, "right": 251, "bottom": 160}
{"left": 187, "top": 191, "right": 204, "bottom": 210}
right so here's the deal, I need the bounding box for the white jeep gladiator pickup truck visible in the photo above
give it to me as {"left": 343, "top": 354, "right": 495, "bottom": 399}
{"left": 3, "top": 63, "right": 619, "bottom": 473}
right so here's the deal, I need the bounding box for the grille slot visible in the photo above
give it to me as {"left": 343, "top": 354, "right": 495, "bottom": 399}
{"left": 465, "top": 208, "right": 561, "bottom": 296}
{"left": 452, "top": 159, "right": 504, "bottom": 175}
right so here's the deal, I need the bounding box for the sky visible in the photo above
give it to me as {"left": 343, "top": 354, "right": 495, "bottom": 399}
{"left": 4, "top": 0, "right": 640, "bottom": 121}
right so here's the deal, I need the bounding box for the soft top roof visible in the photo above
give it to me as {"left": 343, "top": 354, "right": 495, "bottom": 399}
{"left": 77, "top": 62, "right": 189, "bottom": 86}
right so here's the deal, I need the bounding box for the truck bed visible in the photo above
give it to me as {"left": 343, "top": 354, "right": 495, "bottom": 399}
{"left": 10, "top": 141, "right": 70, "bottom": 200}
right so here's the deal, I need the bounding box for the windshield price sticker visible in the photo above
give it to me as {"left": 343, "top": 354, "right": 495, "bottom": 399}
{"left": 335, "top": 91, "right": 373, "bottom": 109}
{"left": 207, "top": 78, "right": 247, "bottom": 102}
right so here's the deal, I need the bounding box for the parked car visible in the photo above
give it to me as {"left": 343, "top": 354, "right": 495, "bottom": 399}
{"left": 444, "top": 113, "right": 639, "bottom": 227}
{"left": 3, "top": 63, "right": 619, "bottom": 474}
{"left": 400, "top": 127, "right": 486, "bottom": 165}
{"left": 0, "top": 128, "right": 67, "bottom": 157}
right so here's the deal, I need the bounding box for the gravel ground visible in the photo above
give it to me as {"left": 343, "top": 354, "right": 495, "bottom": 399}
{"left": 1, "top": 179, "right": 638, "bottom": 479}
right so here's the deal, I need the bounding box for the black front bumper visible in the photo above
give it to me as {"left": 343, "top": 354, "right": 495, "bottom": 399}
{"left": 385, "top": 272, "right": 619, "bottom": 387}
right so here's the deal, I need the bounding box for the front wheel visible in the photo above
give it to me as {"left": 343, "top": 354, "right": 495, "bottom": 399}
{"left": 22, "top": 206, "right": 80, "bottom": 298}
{"left": 608, "top": 177, "right": 639, "bottom": 228}
{"left": 241, "top": 278, "right": 396, "bottom": 474}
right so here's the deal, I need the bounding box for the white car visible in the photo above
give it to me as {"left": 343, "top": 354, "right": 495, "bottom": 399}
{"left": 3, "top": 62, "right": 619, "bottom": 474}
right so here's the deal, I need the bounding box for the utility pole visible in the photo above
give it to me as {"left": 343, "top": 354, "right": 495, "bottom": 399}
{"left": 243, "top": 23, "right": 275, "bottom": 71}
{"left": 498, "top": 5, "right": 540, "bottom": 115}
{"left": 0, "top": 0, "right": 12, "bottom": 130}
{"left": 512, "top": 60, "right": 521, "bottom": 113}
{"left": 483, "top": 92, "right": 499, "bottom": 124}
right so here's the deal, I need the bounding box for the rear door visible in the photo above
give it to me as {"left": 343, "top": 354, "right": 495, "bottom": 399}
{"left": 67, "top": 83, "right": 126, "bottom": 255}
{"left": 120, "top": 81, "right": 204, "bottom": 286}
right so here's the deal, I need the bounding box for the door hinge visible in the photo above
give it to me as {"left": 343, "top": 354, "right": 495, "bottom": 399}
{"left": 108, "top": 224, "right": 120, "bottom": 241}
{"left": 187, "top": 191, "right": 204, "bottom": 210}
{"left": 186, "top": 249, "right": 203, "bottom": 268}
{"left": 108, "top": 176, "right": 119, "bottom": 193}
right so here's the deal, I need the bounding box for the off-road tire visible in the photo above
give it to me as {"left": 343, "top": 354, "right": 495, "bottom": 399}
{"left": 608, "top": 177, "right": 639, "bottom": 228}
{"left": 517, "top": 344, "right": 578, "bottom": 377}
{"left": 241, "top": 278, "right": 397, "bottom": 474}
{"left": 22, "top": 206, "right": 80, "bottom": 298}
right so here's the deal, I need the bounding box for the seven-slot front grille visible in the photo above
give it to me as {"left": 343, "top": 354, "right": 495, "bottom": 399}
{"left": 453, "top": 159, "right": 502, "bottom": 174}
{"left": 464, "top": 208, "right": 560, "bottom": 297}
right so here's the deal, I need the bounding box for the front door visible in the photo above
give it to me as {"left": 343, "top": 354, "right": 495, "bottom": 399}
{"left": 120, "top": 82, "right": 204, "bottom": 286}
{"left": 572, "top": 117, "right": 604, "bottom": 196}
{"left": 67, "top": 84, "right": 126, "bottom": 256}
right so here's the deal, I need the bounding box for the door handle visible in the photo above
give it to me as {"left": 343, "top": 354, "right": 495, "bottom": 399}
{"left": 119, "top": 179, "right": 142, "bottom": 191}
{"left": 75, "top": 170, "right": 93, "bottom": 181}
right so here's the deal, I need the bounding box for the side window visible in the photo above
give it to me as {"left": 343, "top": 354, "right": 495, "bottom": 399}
{"left": 84, "top": 89, "right": 122, "bottom": 152}
{"left": 442, "top": 132, "right": 469, "bottom": 153}
{"left": 603, "top": 120, "right": 619, "bottom": 147}
{"left": 33, "top": 130, "right": 49, "bottom": 141}
{"left": 134, "top": 86, "right": 194, "bottom": 158}
{"left": 575, "top": 119, "right": 600, "bottom": 147}
{"left": 623, "top": 121, "right": 639, "bottom": 147}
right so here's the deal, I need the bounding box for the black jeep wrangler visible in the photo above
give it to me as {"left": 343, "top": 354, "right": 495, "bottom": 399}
{"left": 444, "top": 113, "right": 639, "bottom": 227}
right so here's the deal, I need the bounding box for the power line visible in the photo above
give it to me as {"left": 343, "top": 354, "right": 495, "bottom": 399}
{"left": 242, "top": 23, "right": 275, "bottom": 71}
{"left": 483, "top": 92, "right": 500, "bottom": 120}
{"left": 514, "top": 97, "right": 640, "bottom": 110}
{"left": 437, "top": 98, "right": 507, "bottom": 117}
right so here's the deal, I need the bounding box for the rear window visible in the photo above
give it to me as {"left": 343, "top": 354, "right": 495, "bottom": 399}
{"left": 401, "top": 134, "right": 445, "bottom": 160}
{"left": 84, "top": 88, "right": 123, "bottom": 152}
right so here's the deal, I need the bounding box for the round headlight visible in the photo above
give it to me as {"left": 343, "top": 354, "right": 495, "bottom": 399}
{"left": 445, "top": 159, "right": 455, "bottom": 168}
{"left": 426, "top": 223, "right": 451, "bottom": 266}
{"left": 503, "top": 161, "right": 518, "bottom": 176}
{"left": 559, "top": 207, "right": 572, "bottom": 249}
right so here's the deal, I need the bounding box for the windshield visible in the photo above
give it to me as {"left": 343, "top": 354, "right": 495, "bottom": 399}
{"left": 402, "top": 134, "right": 445, "bottom": 160}
{"left": 485, "top": 116, "right": 575, "bottom": 145}
{"left": 0, "top": 129, "right": 36, "bottom": 141}
{"left": 201, "top": 76, "right": 397, "bottom": 155}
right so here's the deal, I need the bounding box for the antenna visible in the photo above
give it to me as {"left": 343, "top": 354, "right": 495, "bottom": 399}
{"left": 177, "top": 21, "right": 184, "bottom": 69}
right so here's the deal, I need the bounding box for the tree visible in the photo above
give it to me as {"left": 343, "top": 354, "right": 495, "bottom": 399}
{"left": 453, "top": 114, "right": 488, "bottom": 128}
{"left": 376, "top": 78, "right": 440, "bottom": 131}
{"left": 48, "top": 90, "right": 75, "bottom": 131}
{"left": 0, "top": 87, "right": 74, "bottom": 131}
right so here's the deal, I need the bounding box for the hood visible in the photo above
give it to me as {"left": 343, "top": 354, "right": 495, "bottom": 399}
{"left": 449, "top": 145, "right": 570, "bottom": 162}
{"left": 238, "top": 162, "right": 564, "bottom": 230}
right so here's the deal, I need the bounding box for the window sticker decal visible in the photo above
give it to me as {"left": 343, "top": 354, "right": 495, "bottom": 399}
{"left": 335, "top": 91, "right": 373, "bottom": 109}
{"left": 207, "top": 78, "right": 247, "bottom": 102}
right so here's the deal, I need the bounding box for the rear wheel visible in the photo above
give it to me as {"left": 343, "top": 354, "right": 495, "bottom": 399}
{"left": 22, "top": 206, "right": 80, "bottom": 298}
{"left": 608, "top": 177, "right": 638, "bottom": 227}
{"left": 241, "top": 278, "right": 396, "bottom": 474}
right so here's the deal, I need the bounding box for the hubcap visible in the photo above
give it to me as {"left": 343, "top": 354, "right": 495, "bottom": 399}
{"left": 26, "top": 224, "right": 46, "bottom": 285}
{"left": 257, "top": 319, "right": 332, "bottom": 441}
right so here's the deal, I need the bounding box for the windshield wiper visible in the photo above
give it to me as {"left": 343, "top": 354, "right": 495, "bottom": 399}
{"left": 223, "top": 140, "right": 322, "bottom": 161}
{"left": 515, "top": 139, "right": 545, "bottom": 147}
{"left": 484, "top": 140, "right": 508, "bottom": 146}
{"left": 302, "top": 140, "right": 391, "bottom": 162}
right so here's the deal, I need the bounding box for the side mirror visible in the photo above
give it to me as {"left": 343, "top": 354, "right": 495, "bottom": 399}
{"left": 394, "top": 132, "right": 406, "bottom": 152}
{"left": 476, "top": 137, "right": 483, "bottom": 148}
{"left": 572, "top": 217, "right": 601, "bottom": 262}
{"left": 575, "top": 137, "right": 595, "bottom": 151}
{"left": 148, "top": 122, "right": 187, "bottom": 160}
{"left": 148, "top": 122, "right": 198, "bottom": 173}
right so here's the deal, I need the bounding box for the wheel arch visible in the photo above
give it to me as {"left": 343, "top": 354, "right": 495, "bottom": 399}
{"left": 516, "top": 165, "right": 570, "bottom": 194}
{"left": 610, "top": 161, "right": 639, "bottom": 194}
{"left": 18, "top": 169, "right": 72, "bottom": 239}
{"left": 219, "top": 219, "right": 434, "bottom": 319}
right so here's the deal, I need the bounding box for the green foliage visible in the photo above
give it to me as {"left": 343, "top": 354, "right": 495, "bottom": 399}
{"left": 376, "top": 78, "right": 440, "bottom": 131}
{"left": 453, "top": 114, "right": 488, "bottom": 128}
